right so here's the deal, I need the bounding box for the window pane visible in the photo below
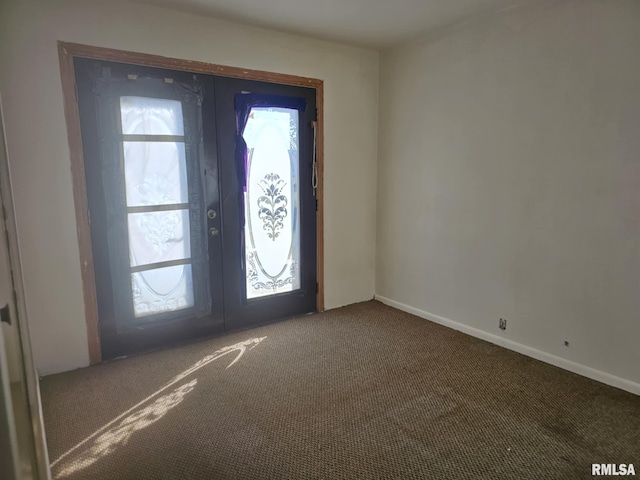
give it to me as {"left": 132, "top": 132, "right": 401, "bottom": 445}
{"left": 127, "top": 209, "right": 191, "bottom": 267}
{"left": 132, "top": 264, "right": 194, "bottom": 318}
{"left": 120, "top": 96, "right": 184, "bottom": 136}
{"left": 123, "top": 141, "right": 188, "bottom": 207}
{"left": 243, "top": 107, "right": 300, "bottom": 299}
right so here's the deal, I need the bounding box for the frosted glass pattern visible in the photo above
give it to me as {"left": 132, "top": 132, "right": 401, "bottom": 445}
{"left": 243, "top": 107, "right": 300, "bottom": 299}
{"left": 123, "top": 141, "right": 188, "bottom": 207}
{"left": 120, "top": 96, "right": 184, "bottom": 136}
{"left": 132, "top": 264, "right": 194, "bottom": 317}
{"left": 127, "top": 210, "right": 191, "bottom": 267}
{"left": 120, "top": 96, "right": 195, "bottom": 319}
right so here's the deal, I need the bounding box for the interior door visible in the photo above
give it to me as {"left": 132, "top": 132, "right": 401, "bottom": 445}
{"left": 75, "top": 58, "right": 317, "bottom": 359}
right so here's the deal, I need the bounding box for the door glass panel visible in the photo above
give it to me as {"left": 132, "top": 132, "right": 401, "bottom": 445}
{"left": 120, "top": 96, "right": 185, "bottom": 135}
{"left": 242, "top": 107, "right": 300, "bottom": 299}
{"left": 123, "top": 141, "right": 188, "bottom": 207}
{"left": 127, "top": 209, "right": 191, "bottom": 267}
{"left": 120, "top": 96, "right": 195, "bottom": 319}
{"left": 132, "top": 264, "right": 194, "bottom": 318}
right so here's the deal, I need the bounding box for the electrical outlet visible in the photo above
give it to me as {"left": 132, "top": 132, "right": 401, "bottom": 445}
{"left": 499, "top": 318, "right": 507, "bottom": 330}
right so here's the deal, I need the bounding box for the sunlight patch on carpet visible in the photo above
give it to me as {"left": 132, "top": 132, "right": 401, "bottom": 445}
{"left": 51, "top": 336, "right": 267, "bottom": 478}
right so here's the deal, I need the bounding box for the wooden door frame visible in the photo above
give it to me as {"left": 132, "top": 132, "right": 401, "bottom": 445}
{"left": 58, "top": 41, "right": 325, "bottom": 365}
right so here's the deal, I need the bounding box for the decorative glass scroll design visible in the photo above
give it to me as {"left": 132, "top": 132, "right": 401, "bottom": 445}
{"left": 243, "top": 107, "right": 301, "bottom": 299}
{"left": 120, "top": 96, "right": 194, "bottom": 318}
{"left": 121, "top": 96, "right": 185, "bottom": 136}
{"left": 123, "top": 142, "right": 188, "bottom": 207}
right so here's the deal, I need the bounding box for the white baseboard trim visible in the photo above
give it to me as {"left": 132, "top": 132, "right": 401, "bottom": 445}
{"left": 374, "top": 294, "right": 640, "bottom": 396}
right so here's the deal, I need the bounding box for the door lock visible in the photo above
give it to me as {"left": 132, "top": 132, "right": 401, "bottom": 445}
{"left": 207, "top": 209, "right": 217, "bottom": 219}
{"left": 209, "top": 227, "right": 219, "bottom": 237}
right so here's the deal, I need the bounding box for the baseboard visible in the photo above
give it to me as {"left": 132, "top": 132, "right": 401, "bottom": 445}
{"left": 374, "top": 294, "right": 640, "bottom": 396}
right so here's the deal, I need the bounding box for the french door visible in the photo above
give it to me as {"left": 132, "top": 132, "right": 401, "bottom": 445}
{"left": 74, "top": 58, "right": 317, "bottom": 360}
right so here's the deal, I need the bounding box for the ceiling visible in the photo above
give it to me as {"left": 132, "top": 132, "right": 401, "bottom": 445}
{"left": 133, "top": 0, "right": 532, "bottom": 49}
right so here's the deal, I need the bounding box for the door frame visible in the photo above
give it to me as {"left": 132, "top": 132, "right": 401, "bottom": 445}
{"left": 0, "top": 94, "right": 51, "bottom": 479}
{"left": 58, "top": 41, "right": 325, "bottom": 365}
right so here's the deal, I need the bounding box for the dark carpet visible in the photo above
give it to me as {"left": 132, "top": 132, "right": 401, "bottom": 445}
{"left": 40, "top": 301, "right": 640, "bottom": 479}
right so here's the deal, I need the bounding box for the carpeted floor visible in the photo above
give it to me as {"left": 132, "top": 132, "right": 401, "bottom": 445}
{"left": 40, "top": 301, "right": 640, "bottom": 479}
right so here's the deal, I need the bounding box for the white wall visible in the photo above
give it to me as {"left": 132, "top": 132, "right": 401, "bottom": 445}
{"left": 0, "top": 0, "right": 379, "bottom": 375}
{"left": 377, "top": 0, "right": 640, "bottom": 391}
